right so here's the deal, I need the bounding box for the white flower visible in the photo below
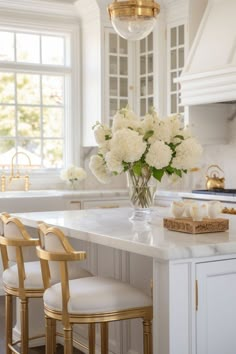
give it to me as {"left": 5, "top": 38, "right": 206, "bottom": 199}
{"left": 105, "top": 151, "right": 123, "bottom": 173}
{"left": 146, "top": 141, "right": 172, "bottom": 169}
{"left": 149, "top": 120, "right": 172, "bottom": 144}
{"left": 110, "top": 128, "right": 147, "bottom": 163}
{"left": 172, "top": 138, "right": 203, "bottom": 170}
{"left": 94, "top": 124, "right": 111, "bottom": 146}
{"left": 139, "top": 111, "right": 159, "bottom": 135}
{"left": 112, "top": 110, "right": 140, "bottom": 133}
{"left": 89, "top": 155, "right": 112, "bottom": 184}
{"left": 60, "top": 165, "right": 87, "bottom": 182}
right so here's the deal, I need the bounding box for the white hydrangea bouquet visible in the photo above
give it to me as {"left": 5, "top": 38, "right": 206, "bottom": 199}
{"left": 60, "top": 165, "right": 87, "bottom": 189}
{"left": 89, "top": 107, "right": 202, "bottom": 220}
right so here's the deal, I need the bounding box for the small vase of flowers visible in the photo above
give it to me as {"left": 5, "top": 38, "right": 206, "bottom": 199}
{"left": 89, "top": 107, "right": 202, "bottom": 221}
{"left": 60, "top": 165, "right": 87, "bottom": 190}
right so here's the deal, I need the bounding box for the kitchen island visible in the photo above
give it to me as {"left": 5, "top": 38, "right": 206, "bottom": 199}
{"left": 14, "top": 208, "right": 236, "bottom": 354}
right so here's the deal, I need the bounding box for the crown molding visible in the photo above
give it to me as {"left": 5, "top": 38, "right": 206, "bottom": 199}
{"left": 0, "top": 0, "right": 77, "bottom": 19}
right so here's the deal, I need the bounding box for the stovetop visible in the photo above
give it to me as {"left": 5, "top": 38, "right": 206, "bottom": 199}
{"left": 192, "top": 189, "right": 236, "bottom": 196}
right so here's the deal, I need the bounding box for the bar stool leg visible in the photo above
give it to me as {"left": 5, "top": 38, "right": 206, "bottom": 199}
{"left": 5, "top": 294, "right": 13, "bottom": 354}
{"left": 20, "top": 298, "right": 29, "bottom": 354}
{"left": 64, "top": 326, "right": 73, "bottom": 354}
{"left": 143, "top": 319, "right": 152, "bottom": 354}
{"left": 101, "top": 322, "right": 109, "bottom": 354}
{"left": 88, "top": 323, "right": 96, "bottom": 354}
{"left": 46, "top": 316, "right": 56, "bottom": 354}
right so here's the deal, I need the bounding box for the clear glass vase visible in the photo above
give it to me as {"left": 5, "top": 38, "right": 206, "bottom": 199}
{"left": 127, "top": 170, "right": 157, "bottom": 222}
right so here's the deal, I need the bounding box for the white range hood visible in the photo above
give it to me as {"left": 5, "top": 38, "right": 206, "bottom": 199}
{"left": 178, "top": 0, "right": 236, "bottom": 106}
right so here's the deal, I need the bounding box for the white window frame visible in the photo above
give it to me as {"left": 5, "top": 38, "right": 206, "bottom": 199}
{"left": 0, "top": 5, "right": 80, "bottom": 189}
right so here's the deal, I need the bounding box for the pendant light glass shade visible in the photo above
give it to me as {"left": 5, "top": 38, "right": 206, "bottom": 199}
{"left": 108, "top": 0, "right": 160, "bottom": 41}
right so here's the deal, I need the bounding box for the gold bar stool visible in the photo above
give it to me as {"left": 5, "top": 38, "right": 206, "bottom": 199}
{"left": 0, "top": 213, "right": 45, "bottom": 354}
{"left": 0, "top": 213, "right": 93, "bottom": 354}
{"left": 37, "top": 222, "right": 153, "bottom": 354}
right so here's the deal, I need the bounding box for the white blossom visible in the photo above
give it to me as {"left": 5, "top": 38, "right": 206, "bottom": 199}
{"left": 146, "top": 141, "right": 172, "bottom": 169}
{"left": 60, "top": 165, "right": 87, "bottom": 183}
{"left": 94, "top": 124, "right": 111, "bottom": 145}
{"left": 89, "top": 155, "right": 112, "bottom": 184}
{"left": 105, "top": 151, "right": 123, "bottom": 173}
{"left": 112, "top": 110, "right": 140, "bottom": 133}
{"left": 172, "top": 138, "right": 203, "bottom": 170}
{"left": 110, "top": 128, "right": 147, "bottom": 163}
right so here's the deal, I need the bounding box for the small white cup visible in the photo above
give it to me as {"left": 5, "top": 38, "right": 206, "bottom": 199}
{"left": 170, "top": 201, "right": 185, "bottom": 218}
{"left": 184, "top": 200, "right": 197, "bottom": 217}
{"left": 207, "top": 201, "right": 222, "bottom": 219}
{"left": 190, "top": 204, "right": 205, "bottom": 221}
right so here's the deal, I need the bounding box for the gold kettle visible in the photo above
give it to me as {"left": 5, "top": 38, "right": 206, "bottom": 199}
{"left": 205, "top": 165, "right": 225, "bottom": 190}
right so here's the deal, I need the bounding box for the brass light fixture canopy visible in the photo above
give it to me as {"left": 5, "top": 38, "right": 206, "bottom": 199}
{"left": 108, "top": 0, "right": 160, "bottom": 41}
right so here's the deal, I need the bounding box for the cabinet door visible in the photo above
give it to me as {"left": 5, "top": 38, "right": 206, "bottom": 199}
{"left": 104, "top": 28, "right": 132, "bottom": 126}
{"left": 196, "top": 259, "right": 236, "bottom": 354}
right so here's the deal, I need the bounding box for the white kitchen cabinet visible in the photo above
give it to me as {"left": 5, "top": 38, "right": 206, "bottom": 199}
{"left": 196, "top": 259, "right": 236, "bottom": 354}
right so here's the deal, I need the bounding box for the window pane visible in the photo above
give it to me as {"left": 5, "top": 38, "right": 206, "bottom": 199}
{"left": 171, "top": 27, "right": 177, "bottom": 47}
{"left": 43, "top": 108, "right": 63, "bottom": 137}
{"left": 148, "top": 54, "right": 153, "bottom": 73}
{"left": 110, "top": 56, "right": 117, "bottom": 75}
{"left": 120, "top": 57, "right": 128, "bottom": 75}
{"left": 0, "top": 73, "right": 15, "bottom": 103}
{"left": 120, "top": 78, "right": 128, "bottom": 97}
{"left": 42, "top": 75, "right": 64, "bottom": 106}
{"left": 140, "top": 56, "right": 146, "bottom": 75}
{"left": 17, "top": 74, "right": 40, "bottom": 104}
{"left": 42, "top": 36, "right": 64, "bottom": 65}
{"left": 43, "top": 139, "right": 63, "bottom": 168}
{"left": 16, "top": 33, "right": 40, "bottom": 63}
{"left": 0, "top": 139, "right": 15, "bottom": 155}
{"left": 110, "top": 78, "right": 117, "bottom": 96}
{"left": 18, "top": 106, "right": 40, "bottom": 137}
{"left": 179, "top": 25, "right": 184, "bottom": 45}
{"left": 18, "top": 139, "right": 41, "bottom": 164}
{"left": 148, "top": 32, "right": 153, "bottom": 51}
{"left": 110, "top": 99, "right": 117, "bottom": 116}
{"left": 0, "top": 31, "right": 14, "bottom": 61}
{"left": 0, "top": 106, "right": 15, "bottom": 136}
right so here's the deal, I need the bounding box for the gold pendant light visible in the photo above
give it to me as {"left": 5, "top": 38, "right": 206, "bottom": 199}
{"left": 108, "top": 0, "right": 160, "bottom": 41}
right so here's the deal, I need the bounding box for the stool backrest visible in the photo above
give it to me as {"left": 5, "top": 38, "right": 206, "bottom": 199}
{"left": 0, "top": 214, "right": 40, "bottom": 290}
{"left": 36, "top": 222, "right": 87, "bottom": 324}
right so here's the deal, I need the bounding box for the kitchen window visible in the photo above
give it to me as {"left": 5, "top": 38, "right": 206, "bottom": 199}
{"left": 0, "top": 24, "right": 79, "bottom": 176}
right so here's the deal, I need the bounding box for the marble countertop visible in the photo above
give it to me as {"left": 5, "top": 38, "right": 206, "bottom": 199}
{"left": 14, "top": 207, "right": 236, "bottom": 261}
{"left": 156, "top": 190, "right": 236, "bottom": 203}
{"left": 0, "top": 189, "right": 128, "bottom": 199}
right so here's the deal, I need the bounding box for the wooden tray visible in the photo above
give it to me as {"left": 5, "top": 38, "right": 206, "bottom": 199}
{"left": 163, "top": 217, "right": 229, "bottom": 234}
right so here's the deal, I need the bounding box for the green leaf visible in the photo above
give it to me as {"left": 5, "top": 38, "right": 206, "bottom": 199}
{"left": 152, "top": 168, "right": 165, "bottom": 182}
{"left": 132, "top": 161, "right": 143, "bottom": 176}
{"left": 174, "top": 134, "right": 184, "bottom": 140}
{"left": 105, "top": 134, "right": 111, "bottom": 140}
{"left": 143, "top": 130, "right": 154, "bottom": 141}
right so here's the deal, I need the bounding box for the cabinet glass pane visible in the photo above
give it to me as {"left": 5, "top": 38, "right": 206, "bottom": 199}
{"left": 109, "top": 34, "right": 117, "bottom": 53}
{"left": 179, "top": 48, "right": 184, "bottom": 68}
{"left": 0, "top": 73, "right": 15, "bottom": 103}
{"left": 140, "top": 99, "right": 146, "bottom": 116}
{"left": 110, "top": 99, "right": 118, "bottom": 116}
{"left": 119, "top": 37, "right": 127, "bottom": 54}
{"left": 120, "top": 57, "right": 128, "bottom": 75}
{"left": 148, "top": 97, "right": 153, "bottom": 108}
{"left": 171, "top": 27, "right": 177, "bottom": 47}
{"left": 171, "top": 94, "right": 177, "bottom": 113}
{"left": 148, "top": 54, "right": 153, "bottom": 73}
{"left": 140, "top": 38, "right": 145, "bottom": 53}
{"left": 178, "top": 25, "right": 184, "bottom": 45}
{"left": 148, "top": 77, "right": 153, "bottom": 95}
{"left": 140, "top": 78, "right": 146, "bottom": 96}
{"left": 140, "top": 56, "right": 146, "bottom": 75}
{"left": 120, "top": 78, "right": 128, "bottom": 97}
{"left": 110, "top": 77, "right": 118, "bottom": 96}
{"left": 171, "top": 72, "right": 177, "bottom": 91}
{"left": 120, "top": 99, "right": 128, "bottom": 109}
{"left": 148, "top": 33, "right": 153, "bottom": 51}
{"left": 171, "top": 50, "right": 177, "bottom": 69}
{"left": 110, "top": 56, "right": 117, "bottom": 75}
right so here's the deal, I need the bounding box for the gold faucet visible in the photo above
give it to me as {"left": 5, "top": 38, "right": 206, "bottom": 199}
{"left": 9, "top": 152, "right": 31, "bottom": 191}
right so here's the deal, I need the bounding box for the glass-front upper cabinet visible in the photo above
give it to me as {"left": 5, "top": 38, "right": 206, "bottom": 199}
{"left": 104, "top": 28, "right": 156, "bottom": 126}
{"left": 105, "top": 29, "right": 131, "bottom": 126}
{"left": 138, "top": 33, "right": 154, "bottom": 117}
{"left": 167, "top": 23, "right": 186, "bottom": 115}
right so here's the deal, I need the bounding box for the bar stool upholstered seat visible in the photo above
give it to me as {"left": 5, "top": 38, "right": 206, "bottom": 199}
{"left": 37, "top": 222, "right": 153, "bottom": 354}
